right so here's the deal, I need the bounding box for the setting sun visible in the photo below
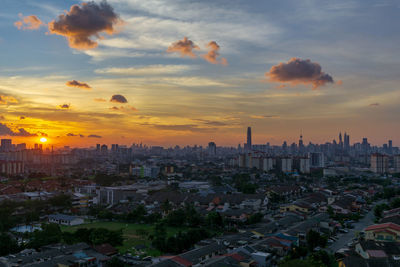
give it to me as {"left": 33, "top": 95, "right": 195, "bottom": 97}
{"left": 40, "top": 137, "right": 47, "bottom": 143}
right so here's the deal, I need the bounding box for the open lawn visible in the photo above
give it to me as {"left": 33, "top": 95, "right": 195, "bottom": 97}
{"left": 61, "top": 221, "right": 186, "bottom": 256}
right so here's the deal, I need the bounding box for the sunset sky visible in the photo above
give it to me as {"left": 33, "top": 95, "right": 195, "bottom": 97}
{"left": 1, "top": 0, "right": 400, "bottom": 147}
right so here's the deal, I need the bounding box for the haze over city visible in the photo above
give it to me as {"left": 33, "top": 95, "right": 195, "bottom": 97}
{"left": 1, "top": 0, "right": 400, "bottom": 147}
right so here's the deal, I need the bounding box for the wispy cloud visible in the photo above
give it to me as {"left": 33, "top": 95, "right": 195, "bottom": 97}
{"left": 95, "top": 65, "right": 194, "bottom": 76}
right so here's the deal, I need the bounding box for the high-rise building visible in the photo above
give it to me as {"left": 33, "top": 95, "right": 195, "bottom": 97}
{"left": 208, "top": 142, "right": 217, "bottom": 156}
{"left": 309, "top": 152, "right": 325, "bottom": 168}
{"left": 298, "top": 134, "right": 304, "bottom": 153}
{"left": 245, "top": 127, "right": 252, "bottom": 150}
{"left": 1, "top": 139, "right": 12, "bottom": 152}
{"left": 394, "top": 155, "right": 400, "bottom": 173}
{"left": 370, "top": 153, "right": 388, "bottom": 174}
{"left": 344, "top": 132, "right": 350, "bottom": 150}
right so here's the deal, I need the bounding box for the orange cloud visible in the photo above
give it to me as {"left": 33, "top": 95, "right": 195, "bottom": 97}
{"left": 48, "top": 1, "right": 121, "bottom": 50}
{"left": 66, "top": 80, "right": 91, "bottom": 89}
{"left": 202, "top": 41, "right": 227, "bottom": 65}
{"left": 94, "top": 98, "right": 107, "bottom": 102}
{"left": 266, "top": 58, "right": 334, "bottom": 89}
{"left": 14, "top": 14, "right": 43, "bottom": 30}
{"left": 369, "top": 103, "right": 379, "bottom": 107}
{"left": 167, "top": 37, "right": 199, "bottom": 58}
{"left": 0, "top": 95, "right": 18, "bottom": 105}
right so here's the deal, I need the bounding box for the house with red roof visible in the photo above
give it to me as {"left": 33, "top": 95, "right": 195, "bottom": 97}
{"left": 364, "top": 223, "right": 400, "bottom": 242}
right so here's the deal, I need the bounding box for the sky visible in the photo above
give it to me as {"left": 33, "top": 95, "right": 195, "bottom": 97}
{"left": 0, "top": 0, "right": 400, "bottom": 148}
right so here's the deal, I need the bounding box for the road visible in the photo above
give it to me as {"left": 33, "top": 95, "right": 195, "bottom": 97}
{"left": 328, "top": 205, "right": 376, "bottom": 252}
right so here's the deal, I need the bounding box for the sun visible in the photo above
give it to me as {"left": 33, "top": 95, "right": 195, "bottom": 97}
{"left": 40, "top": 137, "right": 47, "bottom": 143}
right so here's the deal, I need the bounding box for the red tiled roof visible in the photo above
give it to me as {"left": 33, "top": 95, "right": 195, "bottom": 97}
{"left": 171, "top": 256, "right": 192, "bottom": 267}
{"left": 225, "top": 253, "right": 245, "bottom": 262}
{"left": 365, "top": 223, "right": 400, "bottom": 232}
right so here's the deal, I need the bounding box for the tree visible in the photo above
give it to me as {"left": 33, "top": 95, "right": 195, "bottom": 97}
{"left": 161, "top": 199, "right": 172, "bottom": 214}
{"left": 279, "top": 258, "right": 321, "bottom": 267}
{"left": 0, "top": 233, "right": 19, "bottom": 256}
{"left": 28, "top": 223, "right": 62, "bottom": 249}
{"left": 374, "top": 203, "right": 390, "bottom": 220}
{"left": 327, "top": 206, "right": 334, "bottom": 217}
{"left": 390, "top": 198, "right": 400, "bottom": 209}
{"left": 206, "top": 211, "right": 225, "bottom": 229}
{"left": 106, "top": 257, "right": 125, "bottom": 267}
{"left": 247, "top": 213, "right": 263, "bottom": 224}
{"left": 166, "top": 209, "right": 186, "bottom": 227}
{"left": 306, "top": 230, "right": 327, "bottom": 251}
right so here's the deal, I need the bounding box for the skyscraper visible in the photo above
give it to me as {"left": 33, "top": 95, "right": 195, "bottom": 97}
{"left": 245, "top": 127, "right": 252, "bottom": 150}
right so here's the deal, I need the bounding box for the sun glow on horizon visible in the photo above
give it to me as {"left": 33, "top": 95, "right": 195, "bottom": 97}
{"left": 40, "top": 137, "right": 47, "bottom": 143}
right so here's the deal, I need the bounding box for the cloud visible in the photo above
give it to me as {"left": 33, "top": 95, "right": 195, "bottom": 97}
{"left": 250, "top": 115, "right": 280, "bottom": 119}
{"left": 0, "top": 115, "right": 4, "bottom": 120}
{"left": 202, "top": 41, "right": 227, "bottom": 65}
{"left": 110, "top": 94, "right": 128, "bottom": 103}
{"left": 20, "top": 116, "right": 25, "bottom": 120}
{"left": 67, "top": 133, "right": 77, "bottom": 136}
{"left": 151, "top": 124, "right": 215, "bottom": 133}
{"left": 88, "top": 134, "right": 102, "bottom": 138}
{"left": 369, "top": 103, "right": 380, "bottom": 107}
{"left": 14, "top": 14, "right": 43, "bottom": 30}
{"left": 266, "top": 58, "right": 335, "bottom": 89}
{"left": 48, "top": 1, "right": 121, "bottom": 50}
{"left": 59, "top": 104, "right": 70, "bottom": 109}
{"left": 167, "top": 37, "right": 199, "bottom": 58}
{"left": 110, "top": 105, "right": 138, "bottom": 112}
{"left": 94, "top": 98, "right": 107, "bottom": 102}
{"left": 0, "top": 123, "right": 36, "bottom": 137}
{"left": 94, "top": 65, "right": 193, "bottom": 76}
{"left": 66, "top": 80, "right": 91, "bottom": 89}
{"left": 0, "top": 95, "right": 18, "bottom": 105}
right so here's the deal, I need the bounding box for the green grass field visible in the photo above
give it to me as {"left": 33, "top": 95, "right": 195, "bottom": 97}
{"left": 61, "top": 221, "right": 186, "bottom": 256}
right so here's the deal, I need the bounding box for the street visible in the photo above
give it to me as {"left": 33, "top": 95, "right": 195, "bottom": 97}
{"left": 328, "top": 206, "right": 376, "bottom": 252}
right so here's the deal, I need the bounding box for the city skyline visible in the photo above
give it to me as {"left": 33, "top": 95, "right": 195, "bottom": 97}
{"left": 0, "top": 128, "right": 398, "bottom": 149}
{"left": 1, "top": 0, "right": 400, "bottom": 147}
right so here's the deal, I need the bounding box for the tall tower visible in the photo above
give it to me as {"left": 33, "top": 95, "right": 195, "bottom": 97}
{"left": 246, "top": 127, "right": 252, "bottom": 150}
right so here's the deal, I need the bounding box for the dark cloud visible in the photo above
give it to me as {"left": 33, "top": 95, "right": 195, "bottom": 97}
{"left": 266, "top": 58, "right": 335, "bottom": 89}
{"left": 48, "top": 1, "right": 121, "bottom": 50}
{"left": 0, "top": 123, "right": 36, "bottom": 137}
{"left": 110, "top": 105, "right": 137, "bottom": 112}
{"left": 167, "top": 37, "right": 199, "bottom": 58}
{"left": 59, "top": 104, "right": 70, "bottom": 109}
{"left": 66, "top": 80, "right": 91, "bottom": 89}
{"left": 369, "top": 103, "right": 380, "bottom": 107}
{"left": 14, "top": 14, "right": 43, "bottom": 30}
{"left": 110, "top": 94, "right": 128, "bottom": 103}
{"left": 202, "top": 41, "right": 227, "bottom": 65}
{"left": 0, "top": 115, "right": 4, "bottom": 120}
{"left": 67, "top": 133, "right": 77, "bottom": 136}
{"left": 79, "top": 134, "right": 85, "bottom": 138}
{"left": 88, "top": 134, "right": 102, "bottom": 138}
{"left": 20, "top": 116, "right": 25, "bottom": 120}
